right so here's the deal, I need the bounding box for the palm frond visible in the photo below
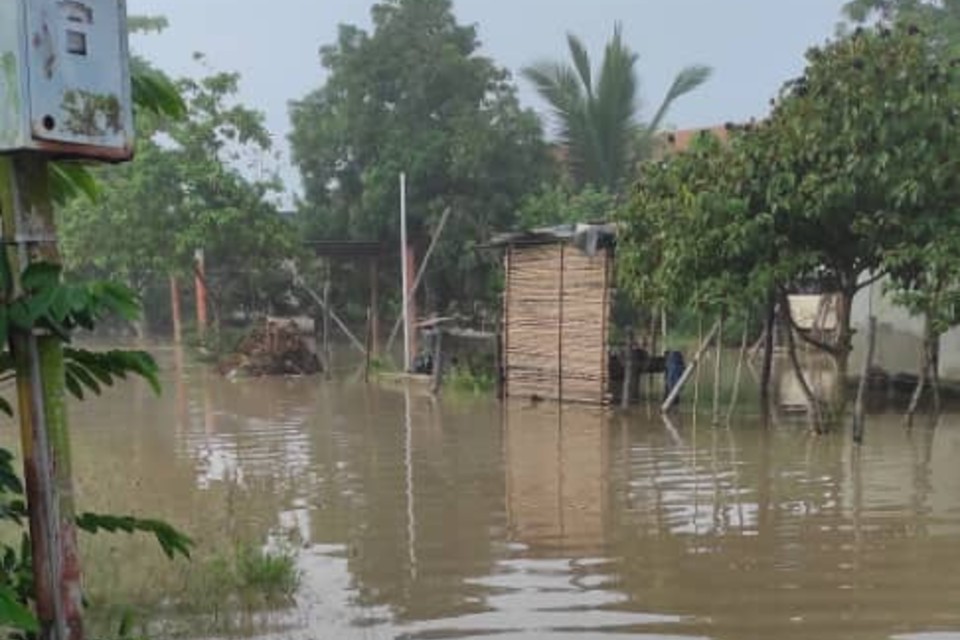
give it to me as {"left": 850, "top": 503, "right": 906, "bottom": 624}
{"left": 566, "top": 34, "right": 593, "bottom": 98}
{"left": 647, "top": 64, "right": 712, "bottom": 135}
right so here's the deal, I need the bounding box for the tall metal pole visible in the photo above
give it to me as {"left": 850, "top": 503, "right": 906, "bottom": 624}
{"left": 0, "top": 155, "right": 83, "bottom": 640}
{"left": 400, "top": 173, "right": 411, "bottom": 373}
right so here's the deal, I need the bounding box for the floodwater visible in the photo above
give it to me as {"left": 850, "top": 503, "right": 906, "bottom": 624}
{"left": 36, "top": 347, "right": 960, "bottom": 639}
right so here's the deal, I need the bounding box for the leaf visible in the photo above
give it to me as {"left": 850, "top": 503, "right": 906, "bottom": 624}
{"left": 50, "top": 163, "right": 100, "bottom": 205}
{"left": 0, "top": 584, "right": 38, "bottom": 632}
{"left": 76, "top": 513, "right": 193, "bottom": 560}
{"left": 20, "top": 263, "right": 62, "bottom": 292}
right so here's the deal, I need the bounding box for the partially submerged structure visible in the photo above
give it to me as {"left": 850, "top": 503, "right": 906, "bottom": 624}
{"left": 489, "top": 224, "right": 617, "bottom": 405}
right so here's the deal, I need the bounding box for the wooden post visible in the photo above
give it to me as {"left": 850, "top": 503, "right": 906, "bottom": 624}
{"left": 712, "top": 317, "right": 724, "bottom": 425}
{"left": 386, "top": 207, "right": 453, "bottom": 356}
{"left": 726, "top": 321, "right": 750, "bottom": 423}
{"left": 405, "top": 243, "right": 418, "bottom": 371}
{"left": 431, "top": 328, "right": 444, "bottom": 395}
{"left": 621, "top": 330, "right": 635, "bottom": 409}
{"left": 369, "top": 258, "right": 380, "bottom": 358}
{"left": 661, "top": 320, "right": 721, "bottom": 412}
{"left": 494, "top": 312, "right": 505, "bottom": 401}
{"left": 558, "top": 244, "right": 565, "bottom": 403}
{"left": 169, "top": 275, "right": 182, "bottom": 345}
{"left": 363, "top": 306, "right": 373, "bottom": 383}
{"left": 1, "top": 155, "right": 84, "bottom": 640}
{"left": 194, "top": 248, "right": 208, "bottom": 338}
{"left": 647, "top": 311, "right": 659, "bottom": 402}
{"left": 322, "top": 262, "right": 332, "bottom": 380}
{"left": 853, "top": 316, "right": 877, "bottom": 444}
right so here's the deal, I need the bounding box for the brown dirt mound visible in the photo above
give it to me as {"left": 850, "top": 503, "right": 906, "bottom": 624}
{"left": 221, "top": 319, "right": 320, "bottom": 377}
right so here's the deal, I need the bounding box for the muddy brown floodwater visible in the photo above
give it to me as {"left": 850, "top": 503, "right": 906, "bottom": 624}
{"left": 17, "top": 346, "right": 960, "bottom": 639}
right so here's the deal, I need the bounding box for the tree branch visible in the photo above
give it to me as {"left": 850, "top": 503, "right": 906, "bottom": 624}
{"left": 778, "top": 287, "right": 841, "bottom": 357}
{"left": 854, "top": 269, "right": 887, "bottom": 293}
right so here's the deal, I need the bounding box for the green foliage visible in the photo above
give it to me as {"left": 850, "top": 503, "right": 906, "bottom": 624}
{"left": 0, "top": 258, "right": 190, "bottom": 633}
{"left": 619, "top": 24, "right": 960, "bottom": 381}
{"left": 843, "top": 0, "right": 960, "bottom": 57}
{"left": 75, "top": 513, "right": 192, "bottom": 561}
{"left": 184, "top": 544, "right": 300, "bottom": 616}
{"left": 517, "top": 184, "right": 617, "bottom": 229}
{"left": 60, "top": 64, "right": 296, "bottom": 326}
{"left": 618, "top": 130, "right": 772, "bottom": 318}
{"left": 523, "top": 25, "right": 711, "bottom": 191}
{"left": 446, "top": 367, "right": 495, "bottom": 395}
{"left": 289, "top": 0, "right": 551, "bottom": 312}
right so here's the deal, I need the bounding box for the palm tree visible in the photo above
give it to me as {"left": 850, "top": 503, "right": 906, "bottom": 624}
{"left": 523, "top": 25, "right": 711, "bottom": 191}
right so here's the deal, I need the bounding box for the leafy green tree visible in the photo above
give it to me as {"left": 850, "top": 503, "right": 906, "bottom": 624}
{"left": 843, "top": 0, "right": 960, "bottom": 55}
{"left": 620, "top": 25, "right": 960, "bottom": 409}
{"left": 289, "top": 0, "right": 551, "bottom": 312}
{"left": 60, "top": 68, "right": 294, "bottom": 332}
{"left": 517, "top": 184, "right": 616, "bottom": 229}
{"left": 523, "top": 25, "right": 711, "bottom": 192}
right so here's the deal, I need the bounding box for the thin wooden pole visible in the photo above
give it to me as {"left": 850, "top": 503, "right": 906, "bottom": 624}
{"left": 500, "top": 247, "right": 511, "bottom": 401}
{"left": 1, "top": 155, "right": 83, "bottom": 640}
{"left": 853, "top": 316, "right": 877, "bottom": 445}
{"left": 169, "top": 275, "right": 182, "bottom": 344}
{"left": 621, "top": 329, "right": 635, "bottom": 409}
{"left": 322, "top": 263, "right": 332, "bottom": 380}
{"left": 294, "top": 277, "right": 367, "bottom": 355}
{"left": 369, "top": 258, "right": 380, "bottom": 358}
{"left": 363, "top": 306, "right": 373, "bottom": 383}
{"left": 662, "top": 320, "right": 721, "bottom": 412}
{"left": 400, "top": 172, "right": 411, "bottom": 372}
{"left": 431, "top": 329, "right": 444, "bottom": 395}
{"left": 726, "top": 320, "right": 750, "bottom": 424}
{"left": 558, "top": 244, "right": 565, "bottom": 403}
{"left": 194, "top": 248, "right": 208, "bottom": 338}
{"left": 693, "top": 316, "right": 704, "bottom": 413}
{"left": 647, "top": 311, "right": 659, "bottom": 402}
{"left": 386, "top": 206, "right": 453, "bottom": 355}
{"left": 712, "top": 316, "right": 724, "bottom": 425}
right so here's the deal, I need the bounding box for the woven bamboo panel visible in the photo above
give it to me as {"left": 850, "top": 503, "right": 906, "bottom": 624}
{"left": 504, "top": 243, "right": 611, "bottom": 405}
{"left": 505, "top": 245, "right": 561, "bottom": 400}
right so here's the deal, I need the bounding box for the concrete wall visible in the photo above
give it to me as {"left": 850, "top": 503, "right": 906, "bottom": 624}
{"left": 849, "top": 279, "right": 960, "bottom": 380}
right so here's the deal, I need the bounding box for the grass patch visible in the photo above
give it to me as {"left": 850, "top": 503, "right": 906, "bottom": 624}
{"left": 182, "top": 543, "right": 301, "bottom": 617}
{"left": 445, "top": 366, "right": 495, "bottom": 395}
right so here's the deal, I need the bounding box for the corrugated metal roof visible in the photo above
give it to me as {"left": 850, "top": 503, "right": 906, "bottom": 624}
{"left": 486, "top": 223, "right": 618, "bottom": 256}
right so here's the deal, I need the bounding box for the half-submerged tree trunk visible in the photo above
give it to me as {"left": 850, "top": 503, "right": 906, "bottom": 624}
{"left": 906, "top": 313, "right": 940, "bottom": 427}
{"left": 853, "top": 316, "right": 877, "bottom": 445}
{"left": 760, "top": 290, "right": 776, "bottom": 405}
{"left": 780, "top": 303, "right": 825, "bottom": 434}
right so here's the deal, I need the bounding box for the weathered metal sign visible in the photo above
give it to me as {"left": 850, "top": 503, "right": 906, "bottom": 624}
{"left": 0, "top": 0, "right": 133, "bottom": 160}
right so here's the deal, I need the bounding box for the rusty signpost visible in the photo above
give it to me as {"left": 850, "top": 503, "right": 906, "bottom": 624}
{"left": 1, "top": 2, "right": 135, "bottom": 639}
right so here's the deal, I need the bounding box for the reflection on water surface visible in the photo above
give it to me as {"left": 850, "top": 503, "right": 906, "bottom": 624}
{"left": 27, "top": 346, "right": 960, "bottom": 639}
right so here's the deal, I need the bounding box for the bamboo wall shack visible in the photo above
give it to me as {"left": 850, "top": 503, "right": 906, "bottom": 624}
{"left": 489, "top": 224, "right": 617, "bottom": 405}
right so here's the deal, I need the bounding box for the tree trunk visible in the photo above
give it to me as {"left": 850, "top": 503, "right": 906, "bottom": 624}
{"left": 853, "top": 316, "right": 877, "bottom": 445}
{"left": 907, "top": 313, "right": 932, "bottom": 427}
{"left": 780, "top": 303, "right": 824, "bottom": 434}
{"left": 760, "top": 290, "right": 776, "bottom": 403}
{"left": 929, "top": 330, "right": 941, "bottom": 415}
{"left": 830, "top": 290, "right": 854, "bottom": 415}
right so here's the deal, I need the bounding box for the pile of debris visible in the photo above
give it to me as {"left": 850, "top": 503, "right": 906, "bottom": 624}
{"left": 220, "top": 317, "right": 320, "bottom": 378}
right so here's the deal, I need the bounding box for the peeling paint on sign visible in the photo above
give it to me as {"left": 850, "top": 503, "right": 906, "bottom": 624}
{"left": 61, "top": 90, "right": 122, "bottom": 136}
{"left": 0, "top": 52, "right": 21, "bottom": 148}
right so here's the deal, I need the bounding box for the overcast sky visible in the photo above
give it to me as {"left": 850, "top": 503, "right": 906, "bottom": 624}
{"left": 127, "top": 0, "right": 849, "bottom": 201}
